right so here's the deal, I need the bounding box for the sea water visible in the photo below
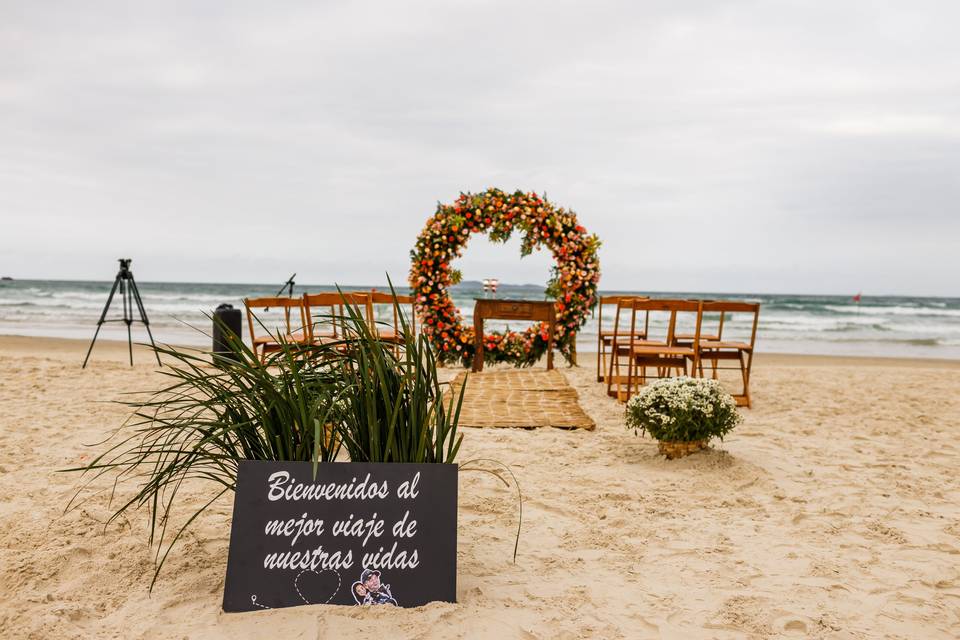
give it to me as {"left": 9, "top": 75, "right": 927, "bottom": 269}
{"left": 0, "top": 279, "right": 958, "bottom": 359}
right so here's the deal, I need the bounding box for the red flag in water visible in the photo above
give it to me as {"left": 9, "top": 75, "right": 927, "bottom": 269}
{"left": 852, "top": 293, "right": 862, "bottom": 303}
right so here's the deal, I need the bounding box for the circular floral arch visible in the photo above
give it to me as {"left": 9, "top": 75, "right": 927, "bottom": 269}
{"left": 409, "top": 188, "right": 601, "bottom": 367}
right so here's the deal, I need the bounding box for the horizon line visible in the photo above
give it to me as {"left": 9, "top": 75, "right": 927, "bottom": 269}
{"left": 0, "top": 276, "right": 956, "bottom": 300}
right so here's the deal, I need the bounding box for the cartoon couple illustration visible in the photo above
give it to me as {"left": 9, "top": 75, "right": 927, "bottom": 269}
{"left": 351, "top": 568, "right": 398, "bottom": 606}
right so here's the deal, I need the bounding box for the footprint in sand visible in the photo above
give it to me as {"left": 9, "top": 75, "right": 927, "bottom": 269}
{"left": 773, "top": 614, "right": 812, "bottom": 635}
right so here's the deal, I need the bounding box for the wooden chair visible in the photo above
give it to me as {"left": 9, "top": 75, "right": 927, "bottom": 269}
{"left": 595, "top": 295, "right": 648, "bottom": 382}
{"left": 608, "top": 299, "right": 703, "bottom": 402}
{"left": 243, "top": 296, "right": 310, "bottom": 364}
{"left": 302, "top": 292, "right": 344, "bottom": 344}
{"left": 367, "top": 290, "right": 416, "bottom": 345}
{"left": 605, "top": 298, "right": 673, "bottom": 401}
{"left": 604, "top": 297, "right": 643, "bottom": 397}
{"left": 694, "top": 301, "right": 760, "bottom": 408}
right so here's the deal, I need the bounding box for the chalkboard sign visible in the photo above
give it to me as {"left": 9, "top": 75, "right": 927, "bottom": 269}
{"left": 222, "top": 460, "right": 458, "bottom": 611}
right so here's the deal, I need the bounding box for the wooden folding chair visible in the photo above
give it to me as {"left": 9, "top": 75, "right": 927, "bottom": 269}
{"left": 674, "top": 299, "right": 730, "bottom": 378}
{"left": 595, "top": 295, "right": 648, "bottom": 382}
{"left": 243, "top": 296, "right": 310, "bottom": 364}
{"left": 367, "top": 290, "right": 416, "bottom": 346}
{"left": 302, "top": 292, "right": 343, "bottom": 344}
{"left": 604, "top": 297, "right": 642, "bottom": 398}
{"left": 694, "top": 301, "right": 760, "bottom": 408}
{"left": 606, "top": 298, "right": 674, "bottom": 401}
{"left": 609, "top": 299, "right": 703, "bottom": 403}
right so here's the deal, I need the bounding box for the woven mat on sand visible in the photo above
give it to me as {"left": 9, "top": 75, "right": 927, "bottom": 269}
{"left": 447, "top": 369, "right": 595, "bottom": 430}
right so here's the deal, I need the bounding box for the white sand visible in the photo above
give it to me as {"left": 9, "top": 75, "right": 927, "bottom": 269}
{"left": 1, "top": 336, "right": 959, "bottom": 639}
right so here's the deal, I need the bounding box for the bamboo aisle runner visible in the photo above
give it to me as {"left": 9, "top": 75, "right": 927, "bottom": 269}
{"left": 446, "top": 369, "right": 596, "bottom": 430}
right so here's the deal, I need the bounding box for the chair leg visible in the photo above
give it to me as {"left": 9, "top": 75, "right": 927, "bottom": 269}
{"left": 607, "top": 346, "right": 618, "bottom": 399}
{"left": 621, "top": 352, "right": 632, "bottom": 402}
{"left": 597, "top": 338, "right": 603, "bottom": 383}
{"left": 737, "top": 351, "right": 747, "bottom": 395}
{"left": 602, "top": 341, "right": 610, "bottom": 383}
{"left": 606, "top": 348, "right": 613, "bottom": 397}
{"left": 739, "top": 350, "right": 752, "bottom": 408}
{"left": 598, "top": 340, "right": 607, "bottom": 383}
{"left": 624, "top": 353, "right": 635, "bottom": 403}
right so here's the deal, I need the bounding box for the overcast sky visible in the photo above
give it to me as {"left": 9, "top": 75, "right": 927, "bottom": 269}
{"left": 1, "top": 1, "right": 958, "bottom": 295}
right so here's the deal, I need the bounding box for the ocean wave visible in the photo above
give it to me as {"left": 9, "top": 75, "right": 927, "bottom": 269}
{"left": 900, "top": 338, "right": 941, "bottom": 346}
{"left": 760, "top": 315, "right": 885, "bottom": 330}
{"left": 822, "top": 322, "right": 892, "bottom": 333}
{"left": 813, "top": 336, "right": 943, "bottom": 347}
{"left": 751, "top": 331, "right": 943, "bottom": 346}
{"left": 46, "top": 290, "right": 242, "bottom": 304}
{"left": 885, "top": 322, "right": 960, "bottom": 335}
{"left": 822, "top": 305, "right": 960, "bottom": 317}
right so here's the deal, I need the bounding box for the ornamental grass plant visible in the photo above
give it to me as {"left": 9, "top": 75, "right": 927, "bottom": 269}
{"left": 66, "top": 287, "right": 466, "bottom": 586}
{"left": 331, "top": 287, "right": 465, "bottom": 464}
{"left": 625, "top": 376, "right": 741, "bottom": 444}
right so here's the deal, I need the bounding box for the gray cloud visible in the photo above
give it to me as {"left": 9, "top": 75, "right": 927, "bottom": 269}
{"left": 1, "top": 0, "right": 958, "bottom": 295}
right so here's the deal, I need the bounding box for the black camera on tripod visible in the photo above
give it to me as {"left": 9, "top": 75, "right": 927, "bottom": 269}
{"left": 82, "top": 258, "right": 160, "bottom": 368}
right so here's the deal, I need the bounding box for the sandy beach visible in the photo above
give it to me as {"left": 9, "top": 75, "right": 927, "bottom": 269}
{"left": 1, "top": 335, "right": 959, "bottom": 639}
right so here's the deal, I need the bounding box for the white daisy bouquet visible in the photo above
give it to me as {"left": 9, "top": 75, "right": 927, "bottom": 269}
{"left": 625, "top": 376, "right": 741, "bottom": 443}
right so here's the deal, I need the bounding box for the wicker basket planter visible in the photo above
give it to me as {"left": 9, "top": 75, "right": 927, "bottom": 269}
{"left": 657, "top": 439, "right": 708, "bottom": 459}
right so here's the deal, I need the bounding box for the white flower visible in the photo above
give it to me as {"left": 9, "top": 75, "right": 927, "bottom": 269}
{"left": 625, "top": 376, "right": 741, "bottom": 441}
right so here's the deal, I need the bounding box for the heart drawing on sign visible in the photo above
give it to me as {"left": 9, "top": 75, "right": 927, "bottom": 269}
{"left": 294, "top": 569, "right": 341, "bottom": 605}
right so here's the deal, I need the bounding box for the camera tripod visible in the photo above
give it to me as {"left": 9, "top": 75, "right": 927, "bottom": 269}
{"left": 82, "top": 258, "right": 161, "bottom": 368}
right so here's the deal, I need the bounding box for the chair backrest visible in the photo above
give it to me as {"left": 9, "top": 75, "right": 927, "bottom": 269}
{"left": 368, "top": 290, "right": 417, "bottom": 337}
{"left": 243, "top": 296, "right": 307, "bottom": 346}
{"left": 629, "top": 298, "right": 703, "bottom": 347}
{"left": 695, "top": 299, "right": 726, "bottom": 341}
{"left": 335, "top": 292, "right": 373, "bottom": 334}
{"left": 598, "top": 294, "right": 640, "bottom": 309}
{"left": 600, "top": 295, "right": 646, "bottom": 333}
{"left": 302, "top": 292, "right": 344, "bottom": 341}
{"left": 701, "top": 300, "right": 760, "bottom": 348}
{"left": 608, "top": 295, "right": 650, "bottom": 339}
